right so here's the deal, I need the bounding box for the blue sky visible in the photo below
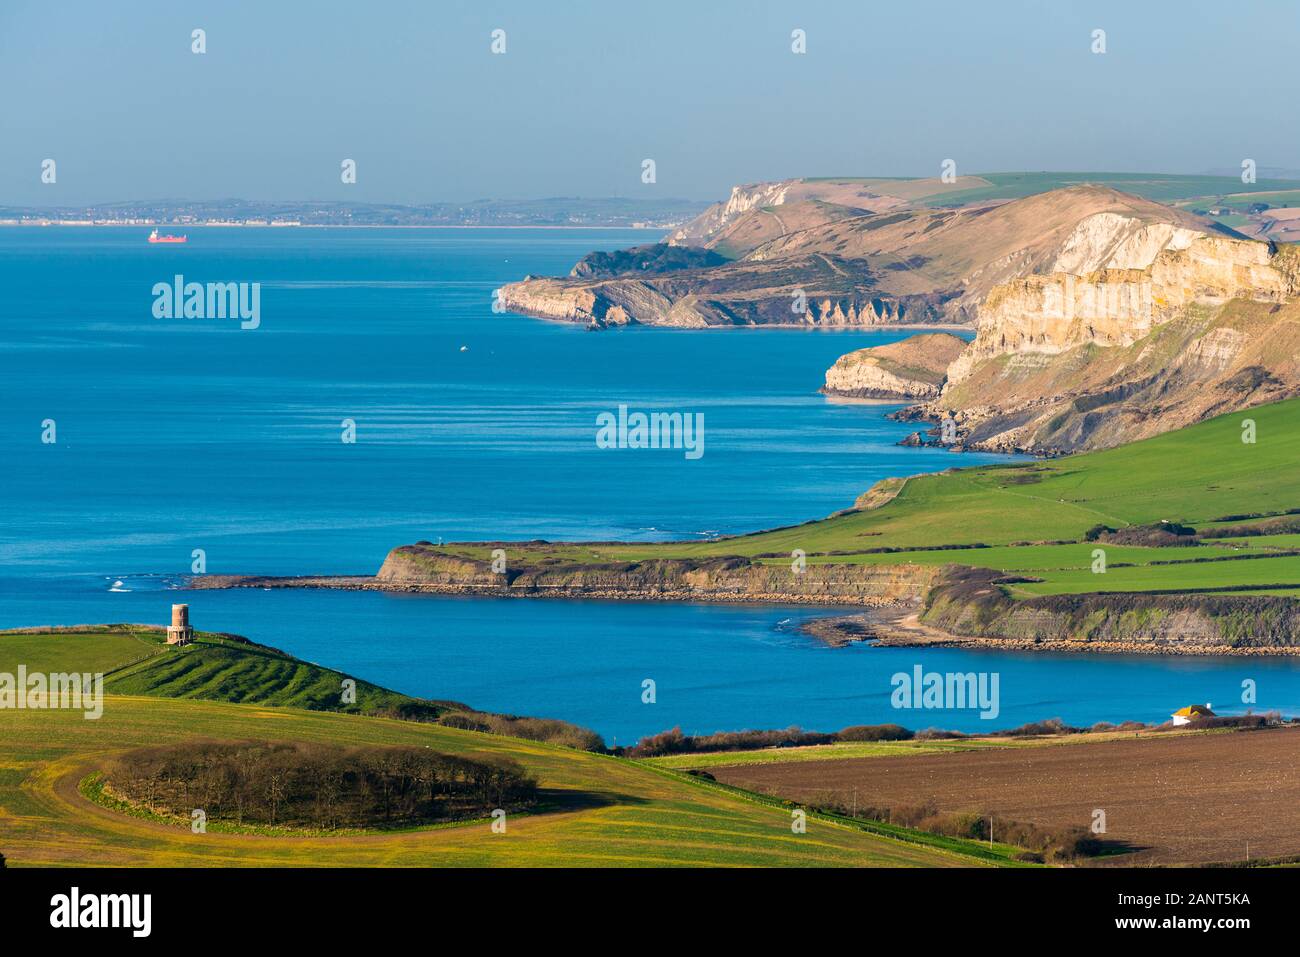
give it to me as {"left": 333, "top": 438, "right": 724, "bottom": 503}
{"left": 1, "top": 0, "right": 1297, "bottom": 204}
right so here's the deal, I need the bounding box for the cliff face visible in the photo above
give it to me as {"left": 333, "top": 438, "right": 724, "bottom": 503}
{"left": 926, "top": 240, "right": 1300, "bottom": 453}
{"left": 822, "top": 333, "right": 968, "bottom": 399}
{"left": 500, "top": 185, "right": 1229, "bottom": 331}
{"left": 498, "top": 253, "right": 940, "bottom": 329}
{"left": 921, "top": 567, "right": 1300, "bottom": 651}
{"left": 376, "top": 546, "right": 941, "bottom": 604}
{"left": 668, "top": 181, "right": 797, "bottom": 246}
{"left": 947, "top": 235, "right": 1294, "bottom": 384}
{"left": 496, "top": 276, "right": 676, "bottom": 327}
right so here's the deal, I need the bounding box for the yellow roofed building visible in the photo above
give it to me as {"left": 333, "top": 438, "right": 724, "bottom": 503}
{"left": 1171, "top": 704, "right": 1216, "bottom": 726}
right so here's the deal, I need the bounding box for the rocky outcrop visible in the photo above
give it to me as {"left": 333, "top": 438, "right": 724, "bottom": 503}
{"left": 501, "top": 185, "right": 1229, "bottom": 331}
{"left": 822, "top": 333, "right": 967, "bottom": 399}
{"left": 1045, "top": 213, "right": 1204, "bottom": 274}
{"left": 374, "top": 545, "right": 942, "bottom": 604}
{"left": 923, "top": 240, "right": 1300, "bottom": 454}
{"left": 947, "top": 235, "right": 1296, "bottom": 384}
{"left": 498, "top": 253, "right": 939, "bottom": 329}
{"left": 496, "top": 276, "right": 676, "bottom": 327}
{"left": 919, "top": 567, "right": 1300, "bottom": 652}
{"left": 666, "top": 176, "right": 990, "bottom": 250}
{"left": 668, "top": 181, "right": 796, "bottom": 246}
{"left": 853, "top": 476, "right": 910, "bottom": 510}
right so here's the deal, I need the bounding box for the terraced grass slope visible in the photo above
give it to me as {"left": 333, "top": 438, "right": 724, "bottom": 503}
{"left": 1, "top": 625, "right": 449, "bottom": 718}
{"left": 0, "top": 630, "right": 996, "bottom": 867}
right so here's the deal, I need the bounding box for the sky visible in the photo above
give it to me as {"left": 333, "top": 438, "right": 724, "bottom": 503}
{"left": 1, "top": 0, "right": 1297, "bottom": 205}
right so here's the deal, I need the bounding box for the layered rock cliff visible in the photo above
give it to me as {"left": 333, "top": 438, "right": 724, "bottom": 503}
{"left": 668, "top": 181, "right": 798, "bottom": 246}
{"left": 946, "top": 234, "right": 1295, "bottom": 384}
{"left": 923, "top": 239, "right": 1300, "bottom": 453}
{"left": 920, "top": 567, "right": 1300, "bottom": 651}
{"left": 822, "top": 333, "right": 968, "bottom": 399}
{"left": 375, "top": 545, "right": 941, "bottom": 604}
{"left": 498, "top": 252, "right": 938, "bottom": 328}
{"left": 499, "top": 184, "right": 1231, "bottom": 330}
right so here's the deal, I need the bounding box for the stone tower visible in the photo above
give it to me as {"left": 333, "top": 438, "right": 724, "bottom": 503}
{"left": 167, "top": 603, "right": 194, "bottom": 645}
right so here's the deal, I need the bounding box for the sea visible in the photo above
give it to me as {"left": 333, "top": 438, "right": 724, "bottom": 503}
{"left": 3, "top": 225, "right": 1298, "bottom": 741}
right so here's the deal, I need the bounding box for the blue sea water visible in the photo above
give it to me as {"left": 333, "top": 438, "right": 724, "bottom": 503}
{"left": 3, "top": 226, "right": 1298, "bottom": 740}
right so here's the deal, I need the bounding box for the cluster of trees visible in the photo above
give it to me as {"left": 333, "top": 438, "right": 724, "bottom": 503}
{"left": 1204, "top": 516, "right": 1300, "bottom": 538}
{"left": 104, "top": 741, "right": 536, "bottom": 829}
{"left": 437, "top": 710, "right": 605, "bottom": 751}
{"left": 631, "top": 714, "right": 1255, "bottom": 757}
{"left": 1084, "top": 522, "right": 1198, "bottom": 547}
{"left": 627, "top": 723, "right": 913, "bottom": 758}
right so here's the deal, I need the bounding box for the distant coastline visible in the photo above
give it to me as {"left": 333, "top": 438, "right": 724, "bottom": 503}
{"left": 0, "top": 195, "right": 709, "bottom": 231}
{"left": 0, "top": 221, "right": 668, "bottom": 230}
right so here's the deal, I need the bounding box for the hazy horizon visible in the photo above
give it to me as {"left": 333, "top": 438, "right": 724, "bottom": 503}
{"left": 9, "top": 166, "right": 1300, "bottom": 212}
{"left": 3, "top": 0, "right": 1298, "bottom": 205}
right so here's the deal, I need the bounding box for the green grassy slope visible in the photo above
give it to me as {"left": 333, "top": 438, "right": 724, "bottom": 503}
{"left": 0, "top": 625, "right": 163, "bottom": 674}
{"left": 2, "top": 698, "right": 999, "bottom": 867}
{"left": 0, "top": 626, "right": 449, "bottom": 718}
{"left": 917, "top": 171, "right": 1300, "bottom": 208}
{"left": 0, "top": 630, "right": 1003, "bottom": 867}
{"left": 643, "top": 726, "right": 1204, "bottom": 770}
{"left": 417, "top": 397, "right": 1300, "bottom": 598}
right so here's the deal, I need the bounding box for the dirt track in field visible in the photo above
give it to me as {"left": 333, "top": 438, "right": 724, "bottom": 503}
{"left": 708, "top": 728, "right": 1300, "bottom": 865}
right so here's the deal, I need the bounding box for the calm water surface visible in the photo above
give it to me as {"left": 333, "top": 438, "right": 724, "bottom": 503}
{"left": 3, "top": 227, "right": 1295, "bottom": 739}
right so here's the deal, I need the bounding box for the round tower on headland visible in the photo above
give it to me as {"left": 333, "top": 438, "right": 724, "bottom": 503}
{"left": 167, "top": 603, "right": 194, "bottom": 645}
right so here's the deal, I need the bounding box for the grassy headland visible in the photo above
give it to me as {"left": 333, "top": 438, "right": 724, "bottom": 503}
{"left": 336, "top": 397, "right": 1300, "bottom": 650}
{"left": 0, "top": 626, "right": 1015, "bottom": 867}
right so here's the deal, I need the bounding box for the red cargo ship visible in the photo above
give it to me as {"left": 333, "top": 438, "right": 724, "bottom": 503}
{"left": 148, "top": 229, "right": 187, "bottom": 244}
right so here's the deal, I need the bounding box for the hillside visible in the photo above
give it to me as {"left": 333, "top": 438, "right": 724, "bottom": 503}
{"left": 498, "top": 184, "right": 1233, "bottom": 329}
{"left": 668, "top": 172, "right": 1300, "bottom": 245}
{"left": 107, "top": 628, "right": 453, "bottom": 717}
{"left": 0, "top": 627, "right": 1004, "bottom": 867}
{"left": 358, "top": 397, "right": 1300, "bottom": 650}
{"left": 903, "top": 235, "right": 1300, "bottom": 454}
{"left": 695, "top": 726, "right": 1300, "bottom": 866}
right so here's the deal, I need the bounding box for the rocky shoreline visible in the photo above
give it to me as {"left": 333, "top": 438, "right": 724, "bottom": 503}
{"left": 803, "top": 605, "right": 1300, "bottom": 656}
{"left": 187, "top": 571, "right": 916, "bottom": 606}
{"left": 820, "top": 332, "right": 967, "bottom": 402}
{"left": 189, "top": 570, "right": 1300, "bottom": 657}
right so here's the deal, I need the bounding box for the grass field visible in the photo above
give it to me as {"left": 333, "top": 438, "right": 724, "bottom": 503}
{"left": 0, "top": 626, "right": 163, "bottom": 674}
{"left": 1216, "top": 189, "right": 1300, "bottom": 210}
{"left": 420, "top": 397, "right": 1300, "bottom": 600}
{"left": 0, "top": 628, "right": 1010, "bottom": 867}
{"left": 1008, "top": 554, "right": 1300, "bottom": 597}
{"left": 914, "top": 171, "right": 1300, "bottom": 208}
{"left": 641, "top": 727, "right": 1197, "bottom": 770}
{"left": 1, "top": 625, "right": 448, "bottom": 717}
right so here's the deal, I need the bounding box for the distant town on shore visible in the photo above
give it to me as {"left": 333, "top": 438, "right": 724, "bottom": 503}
{"left": 0, "top": 196, "right": 709, "bottom": 229}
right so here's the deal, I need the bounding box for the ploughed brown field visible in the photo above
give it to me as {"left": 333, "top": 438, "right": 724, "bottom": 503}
{"left": 707, "top": 728, "right": 1300, "bottom": 866}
